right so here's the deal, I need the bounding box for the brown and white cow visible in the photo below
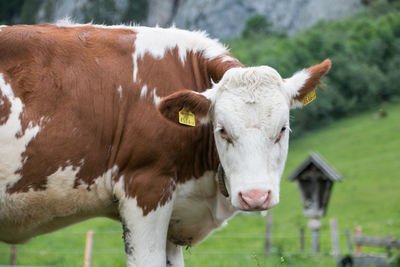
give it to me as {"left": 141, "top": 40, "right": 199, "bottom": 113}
{"left": 0, "top": 20, "right": 331, "bottom": 266}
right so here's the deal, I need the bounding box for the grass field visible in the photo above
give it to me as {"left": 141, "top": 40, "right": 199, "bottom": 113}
{"left": 1, "top": 102, "right": 399, "bottom": 267}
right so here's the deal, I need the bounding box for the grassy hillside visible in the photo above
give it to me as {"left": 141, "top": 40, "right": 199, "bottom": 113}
{"left": 1, "top": 102, "right": 399, "bottom": 267}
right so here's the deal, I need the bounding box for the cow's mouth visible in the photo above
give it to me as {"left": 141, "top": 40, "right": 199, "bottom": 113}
{"left": 217, "top": 164, "right": 229, "bottom": 197}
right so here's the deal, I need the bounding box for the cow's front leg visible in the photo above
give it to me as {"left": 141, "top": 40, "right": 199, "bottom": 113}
{"left": 119, "top": 191, "right": 176, "bottom": 267}
{"left": 166, "top": 241, "right": 184, "bottom": 267}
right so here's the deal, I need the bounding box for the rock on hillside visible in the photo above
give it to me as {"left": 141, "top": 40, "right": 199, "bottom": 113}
{"left": 37, "top": 0, "right": 132, "bottom": 25}
{"left": 36, "top": 0, "right": 363, "bottom": 39}
{"left": 171, "top": 0, "right": 363, "bottom": 38}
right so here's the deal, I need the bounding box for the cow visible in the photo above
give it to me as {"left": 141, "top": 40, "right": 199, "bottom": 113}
{"left": 0, "top": 20, "right": 331, "bottom": 267}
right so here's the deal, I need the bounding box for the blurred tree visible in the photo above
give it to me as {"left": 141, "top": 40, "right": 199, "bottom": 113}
{"left": 0, "top": 0, "right": 25, "bottom": 24}
{"left": 20, "top": 0, "right": 43, "bottom": 24}
{"left": 81, "top": 0, "right": 149, "bottom": 25}
{"left": 122, "top": 0, "right": 148, "bottom": 24}
{"left": 230, "top": 0, "right": 400, "bottom": 137}
{"left": 242, "top": 15, "right": 277, "bottom": 38}
{"left": 82, "top": 0, "right": 118, "bottom": 24}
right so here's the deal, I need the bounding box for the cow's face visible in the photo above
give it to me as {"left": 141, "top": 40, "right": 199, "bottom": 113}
{"left": 207, "top": 66, "right": 290, "bottom": 210}
{"left": 159, "top": 59, "right": 331, "bottom": 211}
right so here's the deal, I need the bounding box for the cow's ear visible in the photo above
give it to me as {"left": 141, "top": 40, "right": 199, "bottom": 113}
{"left": 158, "top": 89, "right": 212, "bottom": 126}
{"left": 283, "top": 59, "right": 331, "bottom": 109}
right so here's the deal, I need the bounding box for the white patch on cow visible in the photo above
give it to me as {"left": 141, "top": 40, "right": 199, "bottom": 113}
{"left": 132, "top": 26, "right": 231, "bottom": 64}
{"left": 119, "top": 192, "right": 176, "bottom": 267}
{"left": 0, "top": 26, "right": 6, "bottom": 31}
{"left": 132, "top": 53, "right": 139, "bottom": 82}
{"left": 283, "top": 69, "right": 310, "bottom": 108}
{"left": 139, "top": 86, "right": 161, "bottom": 105}
{"left": 204, "top": 67, "right": 290, "bottom": 210}
{"left": 169, "top": 171, "right": 236, "bottom": 246}
{"left": 0, "top": 74, "right": 41, "bottom": 189}
{"left": 140, "top": 85, "right": 148, "bottom": 98}
{"left": 130, "top": 26, "right": 236, "bottom": 84}
{"left": 151, "top": 88, "right": 161, "bottom": 106}
{"left": 166, "top": 241, "right": 184, "bottom": 267}
{"left": 0, "top": 74, "right": 14, "bottom": 98}
{"left": 117, "top": 85, "right": 123, "bottom": 100}
{"left": 0, "top": 163, "right": 118, "bottom": 243}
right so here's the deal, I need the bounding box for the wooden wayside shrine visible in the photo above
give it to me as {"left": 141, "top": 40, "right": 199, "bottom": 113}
{"left": 288, "top": 152, "right": 343, "bottom": 254}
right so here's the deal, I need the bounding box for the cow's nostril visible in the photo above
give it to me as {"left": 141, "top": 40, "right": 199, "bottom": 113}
{"left": 238, "top": 190, "right": 271, "bottom": 210}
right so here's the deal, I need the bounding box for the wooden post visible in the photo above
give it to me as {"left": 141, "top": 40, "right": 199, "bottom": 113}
{"left": 264, "top": 212, "right": 273, "bottom": 257}
{"left": 345, "top": 229, "right": 353, "bottom": 255}
{"left": 308, "top": 218, "right": 321, "bottom": 254}
{"left": 386, "top": 235, "right": 392, "bottom": 257}
{"left": 300, "top": 227, "right": 305, "bottom": 253}
{"left": 10, "top": 245, "right": 17, "bottom": 267}
{"left": 311, "top": 229, "right": 319, "bottom": 254}
{"left": 329, "top": 218, "right": 340, "bottom": 260}
{"left": 84, "top": 230, "right": 95, "bottom": 267}
{"left": 354, "top": 226, "right": 362, "bottom": 256}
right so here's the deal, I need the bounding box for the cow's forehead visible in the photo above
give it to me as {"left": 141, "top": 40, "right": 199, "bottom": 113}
{"left": 216, "top": 66, "right": 284, "bottom": 102}
{"left": 213, "top": 66, "right": 289, "bottom": 130}
{"left": 214, "top": 96, "right": 289, "bottom": 132}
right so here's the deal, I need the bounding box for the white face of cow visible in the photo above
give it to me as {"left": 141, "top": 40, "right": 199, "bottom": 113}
{"left": 206, "top": 66, "right": 290, "bottom": 210}
{"left": 158, "top": 59, "right": 331, "bottom": 211}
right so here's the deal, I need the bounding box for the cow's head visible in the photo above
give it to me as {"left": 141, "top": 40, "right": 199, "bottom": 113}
{"left": 158, "top": 59, "right": 331, "bottom": 211}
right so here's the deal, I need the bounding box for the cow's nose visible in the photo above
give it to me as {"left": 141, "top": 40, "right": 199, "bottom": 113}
{"left": 238, "top": 190, "right": 271, "bottom": 210}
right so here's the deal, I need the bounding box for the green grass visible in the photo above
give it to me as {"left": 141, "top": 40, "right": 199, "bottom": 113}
{"left": 1, "top": 102, "right": 399, "bottom": 266}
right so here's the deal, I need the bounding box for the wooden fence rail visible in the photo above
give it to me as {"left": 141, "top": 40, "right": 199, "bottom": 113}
{"left": 354, "top": 235, "right": 400, "bottom": 249}
{"left": 351, "top": 226, "right": 400, "bottom": 267}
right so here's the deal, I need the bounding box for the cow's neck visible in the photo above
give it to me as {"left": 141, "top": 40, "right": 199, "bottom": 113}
{"left": 174, "top": 123, "right": 219, "bottom": 183}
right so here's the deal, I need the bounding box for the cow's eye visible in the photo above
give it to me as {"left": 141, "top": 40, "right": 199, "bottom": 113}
{"left": 218, "top": 127, "right": 229, "bottom": 139}
{"left": 217, "top": 126, "right": 232, "bottom": 143}
{"left": 275, "top": 126, "right": 287, "bottom": 143}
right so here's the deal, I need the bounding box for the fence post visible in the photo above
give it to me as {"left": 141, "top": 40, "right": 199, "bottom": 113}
{"left": 10, "top": 245, "right": 17, "bottom": 267}
{"left": 345, "top": 229, "right": 353, "bottom": 255}
{"left": 308, "top": 218, "right": 321, "bottom": 254}
{"left": 386, "top": 235, "right": 392, "bottom": 257}
{"left": 265, "top": 212, "right": 273, "bottom": 257}
{"left": 330, "top": 218, "right": 340, "bottom": 260}
{"left": 354, "top": 226, "right": 362, "bottom": 256}
{"left": 84, "top": 230, "right": 95, "bottom": 267}
{"left": 300, "top": 227, "right": 305, "bottom": 253}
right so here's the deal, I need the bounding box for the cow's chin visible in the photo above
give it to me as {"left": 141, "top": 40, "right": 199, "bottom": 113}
{"left": 233, "top": 201, "right": 279, "bottom": 212}
{"left": 235, "top": 202, "right": 279, "bottom": 212}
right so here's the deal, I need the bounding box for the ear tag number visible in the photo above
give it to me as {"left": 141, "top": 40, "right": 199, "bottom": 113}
{"left": 303, "top": 89, "right": 316, "bottom": 106}
{"left": 179, "top": 109, "right": 196, "bottom": 126}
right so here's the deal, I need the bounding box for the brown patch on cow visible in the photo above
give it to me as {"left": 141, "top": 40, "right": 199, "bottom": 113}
{"left": 0, "top": 24, "right": 242, "bottom": 216}
{"left": 207, "top": 54, "right": 245, "bottom": 83}
{"left": 294, "top": 59, "right": 331, "bottom": 101}
{"left": 117, "top": 102, "right": 220, "bottom": 215}
{"left": 158, "top": 89, "right": 211, "bottom": 126}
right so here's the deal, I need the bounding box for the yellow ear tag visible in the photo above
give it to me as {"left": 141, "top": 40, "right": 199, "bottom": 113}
{"left": 179, "top": 109, "right": 196, "bottom": 126}
{"left": 303, "top": 89, "right": 316, "bottom": 106}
